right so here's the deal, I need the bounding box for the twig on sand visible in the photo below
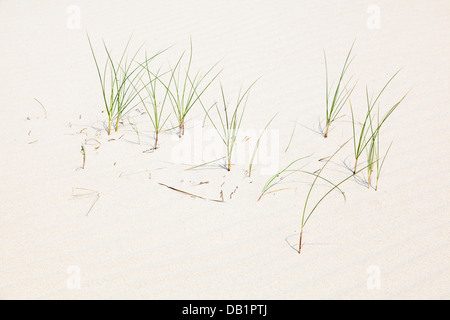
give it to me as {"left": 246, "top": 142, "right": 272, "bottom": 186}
{"left": 80, "top": 144, "right": 86, "bottom": 169}
{"left": 34, "top": 98, "right": 47, "bottom": 119}
{"left": 158, "top": 182, "right": 224, "bottom": 203}
{"left": 71, "top": 188, "right": 100, "bottom": 216}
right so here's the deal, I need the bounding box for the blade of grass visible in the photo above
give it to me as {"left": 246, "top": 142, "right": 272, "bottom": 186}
{"left": 285, "top": 122, "right": 297, "bottom": 153}
{"left": 323, "top": 40, "right": 356, "bottom": 138}
{"left": 248, "top": 113, "right": 277, "bottom": 177}
{"left": 258, "top": 167, "right": 346, "bottom": 202}
{"left": 299, "top": 157, "right": 379, "bottom": 254}
{"left": 299, "top": 139, "right": 350, "bottom": 253}
{"left": 33, "top": 98, "right": 47, "bottom": 119}
{"left": 375, "top": 139, "right": 394, "bottom": 191}
{"left": 258, "top": 154, "right": 313, "bottom": 201}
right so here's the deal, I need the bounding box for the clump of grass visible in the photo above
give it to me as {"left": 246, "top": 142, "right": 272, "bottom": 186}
{"left": 133, "top": 56, "right": 172, "bottom": 150}
{"left": 162, "top": 39, "right": 221, "bottom": 138}
{"left": 323, "top": 42, "right": 356, "bottom": 138}
{"left": 366, "top": 108, "right": 395, "bottom": 190}
{"left": 350, "top": 70, "right": 406, "bottom": 174}
{"left": 203, "top": 80, "right": 257, "bottom": 171}
{"left": 248, "top": 113, "right": 277, "bottom": 177}
{"left": 87, "top": 34, "right": 165, "bottom": 135}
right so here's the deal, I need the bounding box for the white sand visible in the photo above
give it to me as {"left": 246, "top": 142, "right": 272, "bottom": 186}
{"left": 0, "top": 0, "right": 449, "bottom": 299}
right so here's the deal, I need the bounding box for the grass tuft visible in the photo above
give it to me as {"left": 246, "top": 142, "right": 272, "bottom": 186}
{"left": 132, "top": 55, "right": 172, "bottom": 149}
{"left": 87, "top": 33, "right": 165, "bottom": 135}
{"left": 350, "top": 70, "right": 406, "bottom": 174}
{"left": 203, "top": 80, "right": 258, "bottom": 171}
{"left": 161, "top": 38, "right": 221, "bottom": 138}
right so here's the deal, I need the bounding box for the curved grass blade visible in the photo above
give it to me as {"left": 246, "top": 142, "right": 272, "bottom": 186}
{"left": 248, "top": 113, "right": 278, "bottom": 177}
{"left": 258, "top": 154, "right": 313, "bottom": 201}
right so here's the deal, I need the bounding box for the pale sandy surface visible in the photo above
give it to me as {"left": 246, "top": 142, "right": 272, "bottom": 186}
{"left": 0, "top": 0, "right": 449, "bottom": 299}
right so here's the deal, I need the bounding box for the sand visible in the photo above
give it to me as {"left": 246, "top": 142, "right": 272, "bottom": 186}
{"left": 0, "top": 0, "right": 449, "bottom": 299}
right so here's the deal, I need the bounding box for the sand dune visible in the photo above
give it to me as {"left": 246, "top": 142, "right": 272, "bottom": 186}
{"left": 0, "top": 0, "right": 449, "bottom": 299}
